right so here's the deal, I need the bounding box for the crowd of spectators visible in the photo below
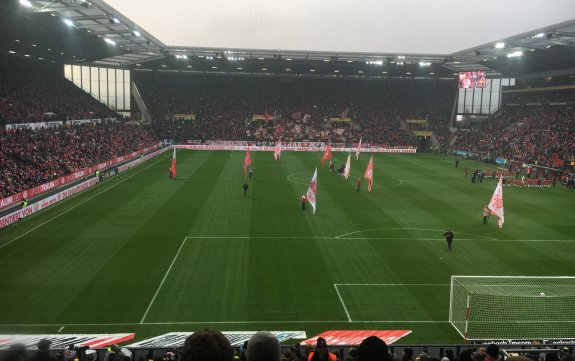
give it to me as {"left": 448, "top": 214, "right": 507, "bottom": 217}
{"left": 0, "top": 122, "right": 157, "bottom": 198}
{"left": 4, "top": 330, "right": 573, "bottom": 361}
{"left": 0, "top": 56, "right": 118, "bottom": 125}
{"left": 135, "top": 74, "right": 454, "bottom": 147}
{"left": 452, "top": 105, "right": 575, "bottom": 170}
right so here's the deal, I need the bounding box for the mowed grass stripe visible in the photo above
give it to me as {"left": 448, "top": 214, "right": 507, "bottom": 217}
{"left": 0, "top": 152, "right": 573, "bottom": 344}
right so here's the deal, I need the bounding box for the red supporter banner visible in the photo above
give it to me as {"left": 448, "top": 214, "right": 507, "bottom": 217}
{"left": 0, "top": 145, "right": 160, "bottom": 211}
{"left": 176, "top": 145, "right": 416, "bottom": 153}
{"left": 302, "top": 330, "right": 412, "bottom": 346}
{"left": 0, "top": 178, "right": 98, "bottom": 229}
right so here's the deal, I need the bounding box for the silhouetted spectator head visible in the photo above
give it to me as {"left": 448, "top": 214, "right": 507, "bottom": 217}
{"left": 403, "top": 348, "right": 414, "bottom": 361}
{"left": 459, "top": 349, "right": 474, "bottom": 361}
{"left": 357, "top": 336, "right": 388, "bottom": 361}
{"left": 38, "top": 339, "right": 52, "bottom": 351}
{"left": 486, "top": 345, "right": 499, "bottom": 360}
{"left": 246, "top": 332, "right": 280, "bottom": 361}
{"left": 3, "top": 343, "right": 27, "bottom": 361}
{"left": 182, "top": 330, "right": 234, "bottom": 361}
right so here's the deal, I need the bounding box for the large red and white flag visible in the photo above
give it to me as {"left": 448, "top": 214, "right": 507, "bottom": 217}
{"left": 364, "top": 155, "right": 373, "bottom": 192}
{"left": 488, "top": 176, "right": 505, "bottom": 228}
{"left": 321, "top": 143, "right": 332, "bottom": 167}
{"left": 356, "top": 137, "right": 362, "bottom": 161}
{"left": 343, "top": 154, "right": 351, "bottom": 179}
{"left": 274, "top": 140, "right": 282, "bottom": 161}
{"left": 170, "top": 147, "right": 177, "bottom": 178}
{"left": 243, "top": 146, "right": 252, "bottom": 176}
{"left": 306, "top": 168, "right": 317, "bottom": 214}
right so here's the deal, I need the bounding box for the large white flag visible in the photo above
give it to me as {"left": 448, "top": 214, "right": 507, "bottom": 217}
{"left": 274, "top": 140, "right": 282, "bottom": 161}
{"left": 306, "top": 168, "right": 317, "bottom": 214}
{"left": 488, "top": 176, "right": 505, "bottom": 228}
{"left": 343, "top": 154, "right": 351, "bottom": 179}
{"left": 356, "top": 138, "right": 362, "bottom": 161}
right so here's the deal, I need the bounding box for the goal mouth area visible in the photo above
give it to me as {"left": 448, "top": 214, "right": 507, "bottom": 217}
{"left": 449, "top": 276, "right": 575, "bottom": 341}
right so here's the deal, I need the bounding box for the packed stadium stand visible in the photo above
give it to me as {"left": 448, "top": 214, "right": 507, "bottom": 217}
{"left": 135, "top": 73, "right": 453, "bottom": 147}
{"left": 2, "top": 0, "right": 575, "bottom": 355}
{"left": 0, "top": 56, "right": 118, "bottom": 125}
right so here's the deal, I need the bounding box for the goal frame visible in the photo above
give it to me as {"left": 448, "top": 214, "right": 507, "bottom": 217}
{"left": 449, "top": 275, "right": 575, "bottom": 341}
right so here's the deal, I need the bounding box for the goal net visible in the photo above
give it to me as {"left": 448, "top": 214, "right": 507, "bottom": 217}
{"left": 449, "top": 276, "right": 575, "bottom": 340}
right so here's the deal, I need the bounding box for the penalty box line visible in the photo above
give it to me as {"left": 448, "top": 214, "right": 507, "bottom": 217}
{"left": 140, "top": 236, "right": 190, "bottom": 324}
{"left": 333, "top": 283, "right": 450, "bottom": 323}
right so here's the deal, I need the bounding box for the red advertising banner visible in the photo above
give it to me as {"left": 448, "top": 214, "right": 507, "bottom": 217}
{"left": 302, "top": 330, "right": 412, "bottom": 346}
{"left": 176, "top": 145, "right": 416, "bottom": 153}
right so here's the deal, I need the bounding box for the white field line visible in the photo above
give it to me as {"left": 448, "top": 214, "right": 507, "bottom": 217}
{"left": 0, "top": 154, "right": 170, "bottom": 251}
{"left": 0, "top": 320, "right": 451, "bottom": 327}
{"left": 4, "top": 319, "right": 574, "bottom": 327}
{"left": 335, "top": 283, "right": 450, "bottom": 286}
{"left": 185, "top": 236, "right": 574, "bottom": 242}
{"left": 335, "top": 228, "right": 498, "bottom": 240}
{"left": 333, "top": 284, "right": 352, "bottom": 322}
{"left": 139, "top": 237, "right": 189, "bottom": 324}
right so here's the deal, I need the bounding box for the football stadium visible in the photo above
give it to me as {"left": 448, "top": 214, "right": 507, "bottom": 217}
{"left": 1, "top": 0, "right": 575, "bottom": 360}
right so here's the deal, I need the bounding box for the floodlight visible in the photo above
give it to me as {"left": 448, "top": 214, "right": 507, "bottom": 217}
{"left": 63, "top": 18, "right": 74, "bottom": 27}
{"left": 133, "top": 30, "right": 141, "bottom": 37}
{"left": 507, "top": 51, "right": 523, "bottom": 58}
{"left": 495, "top": 42, "right": 505, "bottom": 49}
{"left": 20, "top": 0, "right": 33, "bottom": 8}
{"left": 104, "top": 38, "right": 116, "bottom": 45}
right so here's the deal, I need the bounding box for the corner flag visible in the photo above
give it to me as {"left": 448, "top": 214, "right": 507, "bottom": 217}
{"left": 356, "top": 138, "right": 362, "bottom": 161}
{"left": 170, "top": 147, "right": 177, "bottom": 178}
{"left": 306, "top": 168, "right": 317, "bottom": 214}
{"left": 488, "top": 176, "right": 505, "bottom": 228}
{"left": 321, "top": 143, "right": 332, "bottom": 167}
{"left": 343, "top": 154, "right": 351, "bottom": 179}
{"left": 364, "top": 155, "right": 373, "bottom": 192}
{"left": 243, "top": 146, "right": 252, "bottom": 176}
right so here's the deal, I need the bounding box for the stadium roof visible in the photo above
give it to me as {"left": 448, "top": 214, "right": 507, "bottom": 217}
{"left": 1, "top": 0, "right": 575, "bottom": 78}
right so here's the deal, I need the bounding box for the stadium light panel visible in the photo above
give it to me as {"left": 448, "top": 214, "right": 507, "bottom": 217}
{"left": 63, "top": 19, "right": 74, "bottom": 27}
{"left": 24, "top": 54, "right": 30, "bottom": 57}
{"left": 8, "top": 50, "right": 16, "bottom": 54}
{"left": 19, "top": 0, "right": 33, "bottom": 8}
{"left": 261, "top": 68, "right": 267, "bottom": 71}
{"left": 495, "top": 42, "right": 505, "bottom": 48}
{"left": 532, "top": 32, "right": 545, "bottom": 38}
{"left": 111, "top": 18, "right": 120, "bottom": 24}
{"left": 104, "top": 38, "right": 116, "bottom": 45}
{"left": 133, "top": 30, "right": 141, "bottom": 37}
{"left": 507, "top": 51, "right": 523, "bottom": 57}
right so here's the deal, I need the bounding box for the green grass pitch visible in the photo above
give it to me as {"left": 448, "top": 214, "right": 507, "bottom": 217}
{"left": 1, "top": 150, "right": 574, "bottom": 344}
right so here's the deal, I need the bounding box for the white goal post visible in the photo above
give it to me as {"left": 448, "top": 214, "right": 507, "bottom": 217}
{"left": 449, "top": 276, "right": 575, "bottom": 341}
